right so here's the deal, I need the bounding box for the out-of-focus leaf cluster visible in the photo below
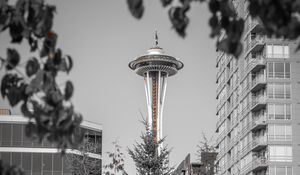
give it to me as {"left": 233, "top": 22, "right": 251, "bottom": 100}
{"left": 0, "top": 0, "right": 83, "bottom": 154}
{"left": 0, "top": 160, "right": 24, "bottom": 175}
{"left": 127, "top": 0, "right": 300, "bottom": 57}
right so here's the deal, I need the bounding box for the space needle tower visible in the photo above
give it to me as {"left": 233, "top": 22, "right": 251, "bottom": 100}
{"left": 129, "top": 32, "right": 183, "bottom": 153}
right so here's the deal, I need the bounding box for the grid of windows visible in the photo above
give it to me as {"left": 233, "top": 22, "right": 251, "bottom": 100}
{"left": 268, "top": 104, "right": 291, "bottom": 120}
{"left": 268, "top": 62, "right": 290, "bottom": 79}
{"left": 0, "top": 124, "right": 102, "bottom": 154}
{"left": 267, "top": 83, "right": 291, "bottom": 99}
{"left": 268, "top": 124, "right": 292, "bottom": 141}
{"left": 266, "top": 44, "right": 289, "bottom": 59}
{"left": 0, "top": 152, "right": 73, "bottom": 175}
{"left": 269, "top": 166, "right": 293, "bottom": 175}
{"left": 269, "top": 145, "right": 292, "bottom": 162}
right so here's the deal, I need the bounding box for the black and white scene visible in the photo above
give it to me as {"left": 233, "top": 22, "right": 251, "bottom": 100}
{"left": 0, "top": 0, "right": 299, "bottom": 175}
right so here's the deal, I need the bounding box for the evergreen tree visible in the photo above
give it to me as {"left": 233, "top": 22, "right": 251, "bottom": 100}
{"left": 128, "top": 122, "right": 174, "bottom": 175}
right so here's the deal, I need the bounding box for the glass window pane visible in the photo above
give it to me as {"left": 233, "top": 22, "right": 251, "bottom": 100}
{"left": 22, "top": 125, "right": 32, "bottom": 146}
{"left": 276, "top": 166, "right": 286, "bottom": 174}
{"left": 268, "top": 62, "right": 274, "bottom": 78}
{"left": 274, "top": 84, "right": 284, "bottom": 99}
{"left": 268, "top": 104, "right": 275, "bottom": 119}
{"left": 275, "top": 125, "right": 285, "bottom": 140}
{"left": 2, "top": 124, "right": 11, "bottom": 146}
{"left": 267, "top": 45, "right": 273, "bottom": 58}
{"left": 287, "top": 166, "right": 293, "bottom": 175}
{"left": 275, "top": 104, "right": 285, "bottom": 119}
{"left": 269, "top": 166, "right": 275, "bottom": 175}
{"left": 12, "top": 153, "right": 21, "bottom": 166}
{"left": 53, "top": 154, "right": 62, "bottom": 172}
{"left": 285, "top": 84, "right": 291, "bottom": 99}
{"left": 43, "top": 154, "right": 52, "bottom": 171}
{"left": 285, "top": 63, "right": 290, "bottom": 78}
{"left": 275, "top": 63, "right": 284, "bottom": 78}
{"left": 286, "top": 104, "right": 291, "bottom": 119}
{"left": 22, "top": 153, "right": 31, "bottom": 171}
{"left": 284, "top": 46, "right": 289, "bottom": 58}
{"left": 2, "top": 152, "right": 11, "bottom": 165}
{"left": 268, "top": 84, "right": 274, "bottom": 98}
{"left": 12, "top": 124, "right": 22, "bottom": 146}
{"left": 32, "top": 153, "right": 42, "bottom": 173}
{"left": 268, "top": 124, "right": 274, "bottom": 140}
{"left": 273, "top": 45, "right": 283, "bottom": 58}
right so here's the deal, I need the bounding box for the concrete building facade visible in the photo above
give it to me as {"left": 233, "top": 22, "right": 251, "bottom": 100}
{"left": 0, "top": 110, "right": 102, "bottom": 175}
{"left": 215, "top": 1, "right": 300, "bottom": 175}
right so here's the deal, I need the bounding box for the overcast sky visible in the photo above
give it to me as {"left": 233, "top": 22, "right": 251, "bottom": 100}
{"left": 0, "top": 0, "right": 217, "bottom": 174}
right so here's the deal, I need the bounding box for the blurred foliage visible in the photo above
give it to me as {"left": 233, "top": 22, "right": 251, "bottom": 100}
{"left": 128, "top": 121, "right": 174, "bottom": 175}
{"left": 127, "top": 0, "right": 300, "bottom": 57}
{"left": 0, "top": 0, "right": 83, "bottom": 156}
{"left": 0, "top": 161, "right": 24, "bottom": 175}
{"left": 103, "top": 140, "right": 128, "bottom": 175}
{"left": 65, "top": 138, "right": 102, "bottom": 175}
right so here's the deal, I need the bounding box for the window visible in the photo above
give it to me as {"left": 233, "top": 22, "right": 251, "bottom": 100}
{"left": 12, "top": 153, "right": 21, "bottom": 166}
{"left": 43, "top": 154, "right": 52, "bottom": 174}
{"left": 53, "top": 154, "right": 62, "bottom": 173}
{"left": 2, "top": 124, "right": 11, "bottom": 146}
{"left": 268, "top": 62, "right": 290, "bottom": 79}
{"left": 268, "top": 124, "right": 292, "bottom": 141}
{"left": 268, "top": 104, "right": 291, "bottom": 120}
{"left": 269, "top": 166, "right": 293, "bottom": 175}
{"left": 22, "top": 153, "right": 31, "bottom": 174}
{"left": 266, "top": 44, "right": 289, "bottom": 58}
{"left": 12, "top": 124, "right": 22, "bottom": 146}
{"left": 2, "top": 152, "right": 11, "bottom": 165}
{"left": 269, "top": 145, "right": 292, "bottom": 162}
{"left": 268, "top": 83, "right": 291, "bottom": 99}
{"left": 32, "top": 153, "right": 42, "bottom": 174}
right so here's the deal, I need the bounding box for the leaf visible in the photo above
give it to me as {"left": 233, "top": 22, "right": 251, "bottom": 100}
{"left": 6, "top": 48, "right": 20, "bottom": 70}
{"left": 26, "top": 57, "right": 40, "bottom": 77}
{"left": 7, "top": 86, "right": 23, "bottom": 106}
{"left": 168, "top": 6, "right": 189, "bottom": 37}
{"left": 9, "top": 16, "right": 25, "bottom": 43}
{"left": 25, "top": 70, "right": 44, "bottom": 94}
{"left": 40, "top": 31, "right": 57, "bottom": 58}
{"left": 127, "top": 0, "right": 144, "bottom": 19}
{"left": 64, "top": 81, "right": 73, "bottom": 101}
{"left": 65, "top": 55, "right": 73, "bottom": 73}
{"left": 161, "top": 0, "right": 172, "bottom": 7}
{"left": 33, "top": 5, "right": 56, "bottom": 38}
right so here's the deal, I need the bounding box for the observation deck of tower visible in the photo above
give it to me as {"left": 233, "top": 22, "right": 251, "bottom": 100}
{"left": 129, "top": 32, "right": 183, "bottom": 153}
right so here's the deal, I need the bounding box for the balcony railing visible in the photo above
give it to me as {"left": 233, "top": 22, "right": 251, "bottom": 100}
{"left": 250, "top": 36, "right": 265, "bottom": 53}
{"left": 252, "top": 137, "right": 268, "bottom": 151}
{"left": 252, "top": 157, "right": 268, "bottom": 172}
{"left": 249, "top": 58, "right": 266, "bottom": 73}
{"left": 251, "top": 75, "right": 266, "bottom": 92}
{"left": 251, "top": 115, "right": 267, "bottom": 131}
{"left": 251, "top": 96, "right": 267, "bottom": 112}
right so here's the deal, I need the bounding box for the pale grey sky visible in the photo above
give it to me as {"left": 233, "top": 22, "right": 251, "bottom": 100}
{"left": 0, "top": 0, "right": 217, "bottom": 174}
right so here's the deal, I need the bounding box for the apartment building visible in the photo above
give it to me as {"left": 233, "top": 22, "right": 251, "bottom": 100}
{"left": 215, "top": 1, "right": 300, "bottom": 175}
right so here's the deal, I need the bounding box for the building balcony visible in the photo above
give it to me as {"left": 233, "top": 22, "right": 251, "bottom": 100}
{"left": 252, "top": 137, "right": 267, "bottom": 152}
{"left": 250, "top": 36, "right": 265, "bottom": 53}
{"left": 252, "top": 157, "right": 268, "bottom": 172}
{"left": 251, "top": 97, "right": 267, "bottom": 112}
{"left": 251, "top": 76, "right": 266, "bottom": 93}
{"left": 251, "top": 116, "right": 267, "bottom": 132}
{"left": 250, "top": 20, "right": 264, "bottom": 33}
{"left": 250, "top": 58, "right": 266, "bottom": 73}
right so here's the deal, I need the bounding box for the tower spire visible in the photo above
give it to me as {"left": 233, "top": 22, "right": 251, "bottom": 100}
{"left": 155, "top": 31, "right": 158, "bottom": 47}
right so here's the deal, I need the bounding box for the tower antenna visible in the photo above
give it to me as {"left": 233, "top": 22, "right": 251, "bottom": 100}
{"left": 155, "top": 31, "right": 158, "bottom": 47}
